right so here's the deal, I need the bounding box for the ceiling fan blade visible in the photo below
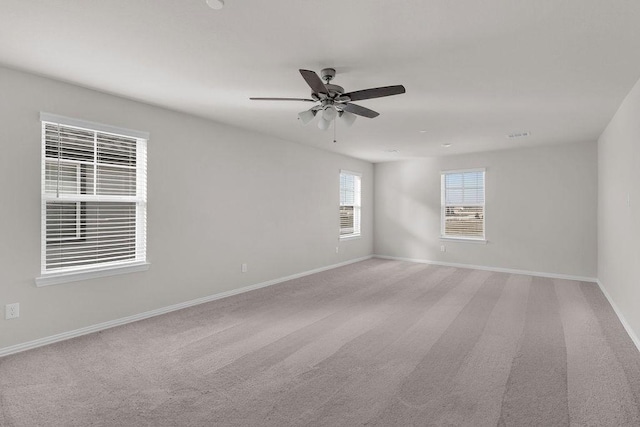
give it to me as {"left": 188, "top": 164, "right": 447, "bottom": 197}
{"left": 250, "top": 97, "right": 315, "bottom": 102}
{"left": 341, "top": 103, "right": 380, "bottom": 118}
{"left": 299, "top": 69, "right": 328, "bottom": 95}
{"left": 343, "top": 85, "right": 406, "bottom": 102}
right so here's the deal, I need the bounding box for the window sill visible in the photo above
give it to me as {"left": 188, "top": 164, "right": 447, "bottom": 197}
{"left": 340, "top": 234, "right": 361, "bottom": 241}
{"left": 440, "top": 236, "right": 487, "bottom": 244}
{"left": 35, "top": 262, "right": 150, "bottom": 287}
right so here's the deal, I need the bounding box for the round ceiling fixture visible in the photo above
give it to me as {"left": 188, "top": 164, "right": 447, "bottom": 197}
{"left": 206, "top": 0, "right": 224, "bottom": 10}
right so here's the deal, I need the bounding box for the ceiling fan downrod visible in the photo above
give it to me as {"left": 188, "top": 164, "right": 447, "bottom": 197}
{"left": 321, "top": 68, "right": 336, "bottom": 84}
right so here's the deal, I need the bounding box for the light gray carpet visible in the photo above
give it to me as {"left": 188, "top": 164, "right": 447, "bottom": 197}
{"left": 2, "top": 259, "right": 640, "bottom": 426}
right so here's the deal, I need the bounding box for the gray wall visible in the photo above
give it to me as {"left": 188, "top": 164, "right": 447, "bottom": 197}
{"left": 0, "top": 66, "right": 373, "bottom": 349}
{"left": 598, "top": 75, "right": 640, "bottom": 344}
{"left": 374, "top": 142, "right": 598, "bottom": 278}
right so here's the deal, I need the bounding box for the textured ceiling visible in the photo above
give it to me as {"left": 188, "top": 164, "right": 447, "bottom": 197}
{"left": 2, "top": 0, "right": 640, "bottom": 162}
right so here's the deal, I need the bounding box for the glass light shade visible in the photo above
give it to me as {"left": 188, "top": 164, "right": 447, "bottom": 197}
{"left": 340, "top": 111, "right": 357, "bottom": 127}
{"left": 318, "top": 117, "right": 331, "bottom": 130}
{"left": 298, "top": 109, "right": 316, "bottom": 125}
{"left": 322, "top": 105, "right": 338, "bottom": 121}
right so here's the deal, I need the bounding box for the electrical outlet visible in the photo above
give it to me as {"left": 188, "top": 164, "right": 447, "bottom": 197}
{"left": 241, "top": 263, "right": 248, "bottom": 273}
{"left": 440, "top": 245, "right": 446, "bottom": 252}
{"left": 5, "top": 303, "right": 19, "bottom": 320}
{"left": 336, "top": 247, "right": 339, "bottom": 254}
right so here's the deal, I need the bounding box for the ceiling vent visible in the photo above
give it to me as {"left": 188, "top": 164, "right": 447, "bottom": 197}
{"left": 507, "top": 131, "right": 531, "bottom": 139}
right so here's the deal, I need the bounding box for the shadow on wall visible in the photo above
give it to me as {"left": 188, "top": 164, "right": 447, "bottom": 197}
{"left": 378, "top": 160, "right": 442, "bottom": 258}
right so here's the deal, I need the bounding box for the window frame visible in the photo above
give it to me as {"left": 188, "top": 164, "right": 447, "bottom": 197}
{"left": 36, "top": 113, "right": 150, "bottom": 286}
{"left": 440, "top": 168, "right": 486, "bottom": 242}
{"left": 339, "top": 169, "right": 362, "bottom": 240}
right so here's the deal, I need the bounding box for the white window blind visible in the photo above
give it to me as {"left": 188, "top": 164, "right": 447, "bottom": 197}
{"left": 340, "top": 170, "right": 361, "bottom": 238}
{"left": 441, "top": 169, "right": 485, "bottom": 239}
{"left": 40, "top": 114, "right": 148, "bottom": 277}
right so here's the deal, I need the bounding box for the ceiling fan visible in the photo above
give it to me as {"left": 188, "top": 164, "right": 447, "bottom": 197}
{"left": 250, "top": 68, "right": 406, "bottom": 130}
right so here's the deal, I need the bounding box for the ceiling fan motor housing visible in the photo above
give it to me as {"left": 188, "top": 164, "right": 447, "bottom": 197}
{"left": 318, "top": 69, "right": 346, "bottom": 108}
{"left": 316, "top": 81, "right": 347, "bottom": 109}
{"left": 325, "top": 84, "right": 345, "bottom": 96}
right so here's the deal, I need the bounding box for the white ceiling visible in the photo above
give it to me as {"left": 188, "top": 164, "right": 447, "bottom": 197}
{"left": 2, "top": 0, "right": 640, "bottom": 162}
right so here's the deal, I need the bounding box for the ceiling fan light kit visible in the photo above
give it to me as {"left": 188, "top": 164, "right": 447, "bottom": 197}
{"left": 250, "top": 68, "right": 406, "bottom": 132}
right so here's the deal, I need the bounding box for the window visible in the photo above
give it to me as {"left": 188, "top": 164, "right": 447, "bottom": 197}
{"left": 37, "top": 113, "right": 148, "bottom": 286}
{"left": 340, "top": 170, "right": 361, "bottom": 238}
{"left": 441, "top": 169, "right": 485, "bottom": 240}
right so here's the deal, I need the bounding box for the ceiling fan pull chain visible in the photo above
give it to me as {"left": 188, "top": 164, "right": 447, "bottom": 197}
{"left": 333, "top": 119, "right": 337, "bottom": 143}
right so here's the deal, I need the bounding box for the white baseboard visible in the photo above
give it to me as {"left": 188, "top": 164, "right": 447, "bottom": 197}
{"left": 375, "top": 255, "right": 639, "bottom": 353}
{"left": 596, "top": 280, "right": 640, "bottom": 353}
{"left": 374, "top": 254, "right": 598, "bottom": 283}
{"left": 10, "top": 255, "right": 637, "bottom": 358}
{"left": 0, "top": 256, "right": 373, "bottom": 358}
